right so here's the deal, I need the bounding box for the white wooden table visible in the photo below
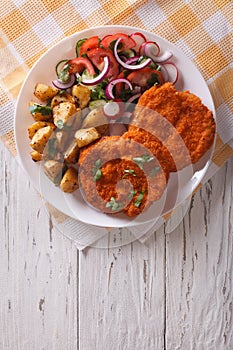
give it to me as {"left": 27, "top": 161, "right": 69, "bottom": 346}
{"left": 0, "top": 138, "right": 232, "bottom": 350}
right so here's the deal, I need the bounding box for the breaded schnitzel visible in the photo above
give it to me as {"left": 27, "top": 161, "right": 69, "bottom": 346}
{"left": 128, "top": 83, "right": 216, "bottom": 171}
{"left": 78, "top": 83, "right": 215, "bottom": 217}
{"left": 78, "top": 136, "right": 168, "bottom": 217}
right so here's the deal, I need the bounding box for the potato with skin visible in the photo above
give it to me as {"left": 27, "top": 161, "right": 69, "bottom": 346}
{"left": 43, "top": 160, "right": 64, "bottom": 184}
{"left": 30, "top": 150, "right": 42, "bottom": 162}
{"left": 29, "top": 101, "right": 52, "bottom": 122}
{"left": 51, "top": 92, "right": 75, "bottom": 108}
{"left": 72, "top": 84, "right": 91, "bottom": 109}
{"left": 64, "top": 139, "right": 80, "bottom": 164}
{"left": 75, "top": 127, "right": 101, "bottom": 148}
{"left": 82, "top": 108, "right": 108, "bottom": 134}
{"left": 60, "top": 167, "right": 79, "bottom": 193}
{"left": 30, "top": 125, "right": 54, "bottom": 153}
{"left": 70, "top": 108, "right": 82, "bottom": 131}
{"left": 34, "top": 83, "right": 58, "bottom": 102}
{"left": 28, "top": 121, "right": 55, "bottom": 139}
{"left": 53, "top": 101, "right": 77, "bottom": 128}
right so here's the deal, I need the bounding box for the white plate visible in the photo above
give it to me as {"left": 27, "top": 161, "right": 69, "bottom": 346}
{"left": 14, "top": 25, "right": 216, "bottom": 228}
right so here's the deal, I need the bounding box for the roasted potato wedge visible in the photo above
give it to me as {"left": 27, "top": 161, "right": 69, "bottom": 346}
{"left": 43, "top": 160, "right": 64, "bottom": 184}
{"left": 75, "top": 127, "right": 101, "bottom": 148}
{"left": 51, "top": 92, "right": 75, "bottom": 109}
{"left": 34, "top": 83, "right": 58, "bottom": 102}
{"left": 70, "top": 108, "right": 82, "bottom": 131}
{"left": 54, "top": 130, "right": 70, "bottom": 152}
{"left": 64, "top": 139, "right": 80, "bottom": 164}
{"left": 29, "top": 101, "right": 52, "bottom": 122}
{"left": 60, "top": 167, "right": 79, "bottom": 193}
{"left": 30, "top": 150, "right": 43, "bottom": 162}
{"left": 82, "top": 108, "right": 108, "bottom": 134}
{"left": 30, "top": 125, "right": 54, "bottom": 153}
{"left": 72, "top": 85, "right": 91, "bottom": 109}
{"left": 53, "top": 102, "right": 77, "bottom": 128}
{"left": 28, "top": 121, "right": 55, "bottom": 139}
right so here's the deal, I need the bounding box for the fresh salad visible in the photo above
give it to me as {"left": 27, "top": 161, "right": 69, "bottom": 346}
{"left": 53, "top": 31, "right": 178, "bottom": 118}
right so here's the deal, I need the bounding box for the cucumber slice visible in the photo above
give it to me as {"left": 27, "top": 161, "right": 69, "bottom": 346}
{"left": 55, "top": 59, "right": 69, "bottom": 77}
{"left": 76, "top": 38, "right": 87, "bottom": 57}
{"left": 120, "top": 49, "right": 136, "bottom": 58}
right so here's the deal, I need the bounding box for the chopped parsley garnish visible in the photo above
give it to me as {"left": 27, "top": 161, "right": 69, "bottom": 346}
{"left": 93, "top": 169, "right": 102, "bottom": 182}
{"left": 58, "top": 89, "right": 66, "bottom": 96}
{"left": 55, "top": 119, "right": 64, "bottom": 129}
{"left": 147, "top": 72, "right": 160, "bottom": 86}
{"left": 128, "top": 189, "right": 136, "bottom": 200}
{"left": 122, "top": 169, "right": 136, "bottom": 178}
{"left": 29, "top": 104, "right": 52, "bottom": 116}
{"left": 109, "top": 40, "right": 123, "bottom": 52}
{"left": 134, "top": 191, "right": 145, "bottom": 207}
{"left": 47, "top": 138, "right": 56, "bottom": 158}
{"left": 106, "top": 197, "right": 123, "bottom": 212}
{"left": 92, "top": 159, "right": 102, "bottom": 182}
{"left": 91, "top": 79, "right": 108, "bottom": 100}
{"left": 133, "top": 154, "right": 154, "bottom": 169}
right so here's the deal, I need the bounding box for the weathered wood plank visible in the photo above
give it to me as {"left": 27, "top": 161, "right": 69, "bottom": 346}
{"left": 79, "top": 229, "right": 166, "bottom": 350}
{"left": 79, "top": 157, "right": 233, "bottom": 350}
{"left": 165, "top": 158, "right": 233, "bottom": 350}
{"left": 0, "top": 143, "right": 78, "bottom": 350}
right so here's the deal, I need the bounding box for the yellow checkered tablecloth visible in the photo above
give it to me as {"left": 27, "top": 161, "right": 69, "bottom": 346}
{"left": 0, "top": 0, "right": 232, "bottom": 248}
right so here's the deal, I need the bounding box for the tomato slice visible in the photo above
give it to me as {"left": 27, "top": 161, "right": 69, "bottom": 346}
{"left": 68, "top": 57, "right": 96, "bottom": 75}
{"left": 114, "top": 71, "right": 129, "bottom": 97}
{"left": 79, "top": 36, "right": 100, "bottom": 56}
{"left": 101, "top": 33, "right": 136, "bottom": 51}
{"left": 127, "top": 67, "right": 165, "bottom": 87}
{"left": 87, "top": 48, "right": 119, "bottom": 80}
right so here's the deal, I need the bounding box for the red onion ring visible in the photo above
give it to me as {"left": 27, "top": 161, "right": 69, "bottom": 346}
{"left": 161, "top": 62, "right": 178, "bottom": 84}
{"left": 126, "top": 93, "right": 141, "bottom": 104}
{"left": 114, "top": 38, "right": 152, "bottom": 71}
{"left": 125, "top": 56, "right": 141, "bottom": 65}
{"left": 154, "top": 51, "right": 173, "bottom": 63}
{"left": 81, "top": 56, "right": 110, "bottom": 85}
{"left": 105, "top": 78, "right": 133, "bottom": 100}
{"left": 139, "top": 41, "right": 160, "bottom": 57}
{"left": 52, "top": 74, "right": 76, "bottom": 89}
{"left": 130, "top": 32, "right": 147, "bottom": 50}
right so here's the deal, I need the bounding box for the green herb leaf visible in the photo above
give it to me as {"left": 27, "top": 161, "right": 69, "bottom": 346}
{"left": 55, "top": 119, "right": 64, "bottom": 129}
{"left": 106, "top": 197, "right": 123, "bottom": 212}
{"left": 90, "top": 79, "right": 109, "bottom": 101}
{"left": 47, "top": 138, "right": 56, "bottom": 158}
{"left": 128, "top": 189, "right": 136, "bottom": 200}
{"left": 95, "top": 159, "right": 101, "bottom": 168}
{"left": 109, "top": 40, "right": 123, "bottom": 52}
{"left": 92, "top": 159, "right": 102, "bottom": 182}
{"left": 134, "top": 191, "right": 145, "bottom": 208}
{"left": 122, "top": 169, "right": 136, "bottom": 178}
{"left": 29, "top": 104, "right": 52, "bottom": 116}
{"left": 147, "top": 72, "right": 160, "bottom": 86}
{"left": 93, "top": 168, "right": 102, "bottom": 182}
{"left": 133, "top": 154, "right": 154, "bottom": 169}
